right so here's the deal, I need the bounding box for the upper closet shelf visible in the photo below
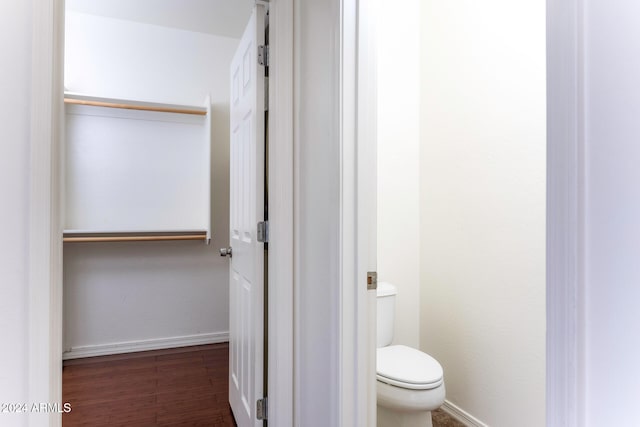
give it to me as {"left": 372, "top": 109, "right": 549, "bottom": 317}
{"left": 64, "top": 92, "right": 208, "bottom": 116}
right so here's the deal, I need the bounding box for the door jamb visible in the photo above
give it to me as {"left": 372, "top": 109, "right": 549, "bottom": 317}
{"left": 339, "top": 0, "right": 359, "bottom": 424}
{"left": 29, "top": 0, "right": 64, "bottom": 425}
{"left": 339, "top": 0, "right": 378, "bottom": 424}
{"left": 355, "top": 0, "right": 379, "bottom": 424}
{"left": 267, "top": 0, "right": 294, "bottom": 425}
{"left": 546, "top": 0, "right": 585, "bottom": 425}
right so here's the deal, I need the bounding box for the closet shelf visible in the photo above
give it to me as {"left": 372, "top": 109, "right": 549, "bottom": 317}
{"left": 63, "top": 230, "right": 208, "bottom": 243}
{"left": 64, "top": 92, "right": 208, "bottom": 116}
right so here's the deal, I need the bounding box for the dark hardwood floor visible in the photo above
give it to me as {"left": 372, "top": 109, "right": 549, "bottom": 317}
{"left": 62, "top": 343, "right": 236, "bottom": 426}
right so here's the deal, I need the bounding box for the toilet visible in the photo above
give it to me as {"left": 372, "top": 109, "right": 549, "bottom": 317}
{"left": 376, "top": 282, "right": 445, "bottom": 427}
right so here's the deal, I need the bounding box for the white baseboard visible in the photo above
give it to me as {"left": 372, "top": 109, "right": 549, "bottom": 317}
{"left": 441, "top": 400, "right": 489, "bottom": 427}
{"left": 62, "top": 331, "right": 229, "bottom": 360}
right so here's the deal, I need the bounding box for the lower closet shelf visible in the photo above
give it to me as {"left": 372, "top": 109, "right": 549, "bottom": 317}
{"left": 63, "top": 230, "right": 209, "bottom": 243}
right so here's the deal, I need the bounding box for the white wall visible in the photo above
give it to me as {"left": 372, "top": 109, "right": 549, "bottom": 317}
{"left": 418, "top": 1, "right": 546, "bottom": 426}
{"left": 0, "top": 2, "right": 31, "bottom": 425}
{"left": 63, "top": 12, "right": 237, "bottom": 355}
{"left": 583, "top": 1, "right": 640, "bottom": 425}
{"left": 66, "top": 0, "right": 253, "bottom": 39}
{"left": 377, "top": 0, "right": 421, "bottom": 348}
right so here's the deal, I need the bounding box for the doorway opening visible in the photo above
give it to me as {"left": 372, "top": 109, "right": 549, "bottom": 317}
{"left": 60, "top": 1, "right": 267, "bottom": 425}
{"left": 371, "top": 0, "right": 546, "bottom": 425}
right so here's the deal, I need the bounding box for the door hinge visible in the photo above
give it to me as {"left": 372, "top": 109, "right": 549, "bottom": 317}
{"left": 257, "top": 221, "right": 269, "bottom": 243}
{"left": 367, "top": 271, "right": 377, "bottom": 290}
{"left": 258, "top": 45, "right": 270, "bottom": 67}
{"left": 257, "top": 397, "right": 268, "bottom": 420}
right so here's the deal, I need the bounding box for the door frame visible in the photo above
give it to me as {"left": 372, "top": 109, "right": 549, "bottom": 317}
{"left": 28, "top": 0, "right": 64, "bottom": 425}
{"left": 30, "top": 0, "right": 294, "bottom": 426}
{"left": 355, "top": 0, "right": 379, "bottom": 424}
{"left": 545, "top": 0, "right": 585, "bottom": 425}
{"left": 341, "top": 0, "right": 378, "bottom": 424}
{"left": 266, "top": 1, "right": 294, "bottom": 425}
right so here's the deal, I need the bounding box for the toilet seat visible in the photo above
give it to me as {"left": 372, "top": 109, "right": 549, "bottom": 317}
{"left": 377, "top": 345, "right": 443, "bottom": 390}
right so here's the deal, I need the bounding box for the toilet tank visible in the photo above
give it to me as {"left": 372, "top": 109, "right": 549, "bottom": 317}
{"left": 376, "top": 282, "right": 397, "bottom": 348}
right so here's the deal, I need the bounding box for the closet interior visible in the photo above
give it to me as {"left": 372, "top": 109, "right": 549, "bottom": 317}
{"left": 62, "top": 0, "right": 251, "bottom": 364}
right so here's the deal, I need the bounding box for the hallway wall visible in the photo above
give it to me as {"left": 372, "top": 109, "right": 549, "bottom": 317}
{"left": 0, "top": 2, "right": 32, "bottom": 425}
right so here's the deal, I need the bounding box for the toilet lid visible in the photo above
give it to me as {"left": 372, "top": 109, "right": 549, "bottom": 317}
{"left": 376, "top": 345, "right": 444, "bottom": 390}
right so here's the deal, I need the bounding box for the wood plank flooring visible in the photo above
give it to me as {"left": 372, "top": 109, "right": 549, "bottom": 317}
{"left": 62, "top": 343, "right": 236, "bottom": 426}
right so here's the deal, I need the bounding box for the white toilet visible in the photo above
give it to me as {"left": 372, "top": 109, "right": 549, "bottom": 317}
{"left": 377, "top": 282, "right": 446, "bottom": 427}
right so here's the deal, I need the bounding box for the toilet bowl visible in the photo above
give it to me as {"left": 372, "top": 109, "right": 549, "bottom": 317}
{"left": 376, "top": 283, "right": 445, "bottom": 427}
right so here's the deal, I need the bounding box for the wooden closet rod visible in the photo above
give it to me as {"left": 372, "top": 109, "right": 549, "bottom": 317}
{"left": 63, "top": 234, "right": 207, "bottom": 243}
{"left": 64, "top": 98, "right": 207, "bottom": 116}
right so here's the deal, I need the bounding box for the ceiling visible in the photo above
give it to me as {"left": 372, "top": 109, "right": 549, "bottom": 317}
{"left": 66, "top": 0, "right": 255, "bottom": 39}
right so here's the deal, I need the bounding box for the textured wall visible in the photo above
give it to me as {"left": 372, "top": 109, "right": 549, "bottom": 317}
{"left": 377, "top": 0, "right": 421, "bottom": 349}
{"left": 419, "top": 0, "right": 546, "bottom": 425}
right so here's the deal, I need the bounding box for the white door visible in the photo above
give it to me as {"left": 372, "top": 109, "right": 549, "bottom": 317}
{"left": 226, "top": 5, "right": 266, "bottom": 427}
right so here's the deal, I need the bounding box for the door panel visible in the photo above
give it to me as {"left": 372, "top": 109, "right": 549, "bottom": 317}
{"left": 228, "top": 5, "right": 266, "bottom": 427}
